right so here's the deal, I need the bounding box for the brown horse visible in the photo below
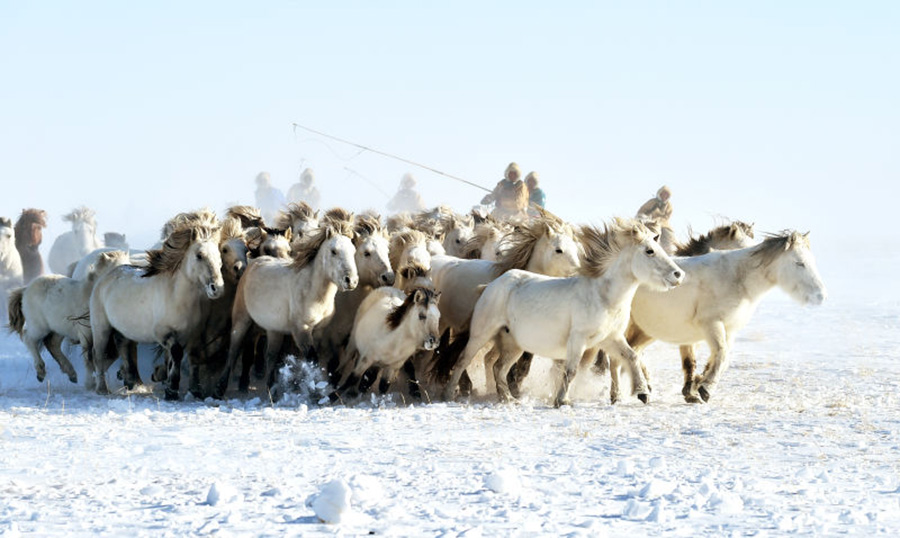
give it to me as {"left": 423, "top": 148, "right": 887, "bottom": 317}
{"left": 14, "top": 208, "right": 47, "bottom": 284}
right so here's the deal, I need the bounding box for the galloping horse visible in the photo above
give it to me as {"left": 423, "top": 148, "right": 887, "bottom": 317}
{"left": 622, "top": 230, "right": 826, "bottom": 403}
{"left": 0, "top": 217, "right": 23, "bottom": 321}
{"left": 48, "top": 206, "right": 103, "bottom": 275}
{"left": 14, "top": 208, "right": 47, "bottom": 284}
{"left": 90, "top": 218, "right": 224, "bottom": 399}
{"left": 443, "top": 218, "right": 684, "bottom": 407}
{"left": 214, "top": 218, "right": 358, "bottom": 400}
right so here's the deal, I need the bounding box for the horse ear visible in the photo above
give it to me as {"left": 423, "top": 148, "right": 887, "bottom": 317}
{"left": 284, "top": 227, "right": 292, "bottom": 242}
{"left": 399, "top": 266, "right": 414, "bottom": 281}
{"left": 433, "top": 290, "right": 441, "bottom": 304}
{"left": 652, "top": 234, "right": 661, "bottom": 243}
{"left": 413, "top": 288, "right": 426, "bottom": 304}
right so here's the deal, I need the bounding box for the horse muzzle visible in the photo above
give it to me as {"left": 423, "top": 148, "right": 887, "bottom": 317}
{"left": 341, "top": 275, "right": 359, "bottom": 292}
{"left": 665, "top": 269, "right": 685, "bottom": 289}
{"left": 380, "top": 271, "right": 396, "bottom": 287}
{"left": 206, "top": 281, "right": 225, "bottom": 299}
{"left": 423, "top": 336, "right": 439, "bottom": 351}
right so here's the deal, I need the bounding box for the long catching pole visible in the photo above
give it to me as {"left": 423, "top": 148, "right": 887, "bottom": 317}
{"left": 291, "top": 122, "right": 492, "bottom": 193}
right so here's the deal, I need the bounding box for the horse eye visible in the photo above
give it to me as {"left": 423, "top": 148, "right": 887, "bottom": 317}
{"left": 196, "top": 253, "right": 203, "bottom": 260}
{"left": 364, "top": 251, "right": 371, "bottom": 257}
{"left": 645, "top": 248, "right": 655, "bottom": 256}
{"left": 222, "top": 247, "right": 229, "bottom": 254}
{"left": 331, "top": 249, "right": 338, "bottom": 256}
{"left": 418, "top": 313, "right": 427, "bottom": 321}
{"left": 555, "top": 248, "right": 563, "bottom": 254}
{"left": 796, "top": 262, "right": 806, "bottom": 268}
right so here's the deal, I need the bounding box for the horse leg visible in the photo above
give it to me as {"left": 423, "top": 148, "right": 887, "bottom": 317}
{"left": 120, "top": 339, "right": 142, "bottom": 389}
{"left": 22, "top": 332, "right": 48, "bottom": 383}
{"left": 555, "top": 338, "right": 589, "bottom": 408}
{"left": 593, "top": 349, "right": 622, "bottom": 404}
{"left": 607, "top": 337, "right": 651, "bottom": 404}
{"left": 507, "top": 352, "right": 534, "bottom": 399}
{"left": 625, "top": 322, "right": 655, "bottom": 394}
{"left": 263, "top": 331, "right": 286, "bottom": 401}
{"left": 680, "top": 344, "right": 703, "bottom": 403}
{"left": 163, "top": 336, "right": 184, "bottom": 401}
{"left": 697, "top": 324, "right": 729, "bottom": 403}
{"left": 442, "top": 327, "right": 496, "bottom": 401}
{"left": 90, "top": 322, "right": 115, "bottom": 395}
{"left": 403, "top": 357, "right": 421, "bottom": 400}
{"left": 213, "top": 313, "right": 253, "bottom": 399}
{"left": 44, "top": 333, "right": 77, "bottom": 383}
{"left": 493, "top": 340, "right": 526, "bottom": 403}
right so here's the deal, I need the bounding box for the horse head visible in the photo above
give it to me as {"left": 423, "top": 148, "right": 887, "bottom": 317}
{"left": 187, "top": 226, "right": 225, "bottom": 299}
{"left": 411, "top": 287, "right": 441, "bottom": 351}
{"left": 219, "top": 217, "right": 250, "bottom": 283}
{"left": 533, "top": 222, "right": 581, "bottom": 277}
{"left": 353, "top": 216, "right": 394, "bottom": 287}
{"left": 623, "top": 219, "right": 684, "bottom": 291}
{"left": 259, "top": 226, "right": 292, "bottom": 258}
{"left": 15, "top": 209, "right": 47, "bottom": 248}
{"left": 441, "top": 215, "right": 475, "bottom": 257}
{"left": 764, "top": 231, "right": 827, "bottom": 306}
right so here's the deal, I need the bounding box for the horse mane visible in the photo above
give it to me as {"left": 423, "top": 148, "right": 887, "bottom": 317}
{"left": 220, "top": 216, "right": 244, "bottom": 243}
{"left": 461, "top": 221, "right": 506, "bottom": 259}
{"left": 144, "top": 221, "right": 219, "bottom": 277}
{"left": 274, "top": 202, "right": 317, "bottom": 230}
{"left": 389, "top": 229, "right": 428, "bottom": 271}
{"left": 386, "top": 287, "right": 438, "bottom": 330}
{"left": 161, "top": 208, "right": 218, "bottom": 239}
{"left": 353, "top": 213, "right": 384, "bottom": 241}
{"left": 386, "top": 213, "right": 415, "bottom": 234}
{"left": 227, "top": 205, "right": 265, "bottom": 229}
{"left": 578, "top": 218, "right": 651, "bottom": 278}
{"left": 14, "top": 208, "right": 47, "bottom": 246}
{"left": 751, "top": 230, "right": 808, "bottom": 266}
{"left": 290, "top": 219, "right": 354, "bottom": 269}
{"left": 322, "top": 207, "right": 354, "bottom": 226}
{"left": 676, "top": 221, "right": 755, "bottom": 257}
{"left": 62, "top": 206, "right": 96, "bottom": 226}
{"left": 492, "top": 217, "right": 562, "bottom": 276}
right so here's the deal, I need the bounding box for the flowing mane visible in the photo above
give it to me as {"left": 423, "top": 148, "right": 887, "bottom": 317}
{"left": 144, "top": 221, "right": 220, "bottom": 277}
{"left": 220, "top": 216, "right": 244, "bottom": 243}
{"left": 160, "top": 208, "right": 218, "bottom": 239}
{"left": 227, "top": 205, "right": 265, "bottom": 229}
{"left": 751, "top": 230, "right": 809, "bottom": 266}
{"left": 578, "top": 218, "right": 651, "bottom": 278}
{"left": 290, "top": 219, "right": 354, "bottom": 269}
{"left": 492, "top": 218, "right": 566, "bottom": 276}
{"left": 389, "top": 229, "right": 428, "bottom": 271}
{"left": 461, "top": 220, "right": 508, "bottom": 259}
{"left": 676, "top": 221, "right": 755, "bottom": 256}
{"left": 63, "top": 206, "right": 96, "bottom": 227}
{"left": 353, "top": 214, "right": 385, "bottom": 241}
{"left": 386, "top": 287, "right": 439, "bottom": 330}
{"left": 275, "top": 202, "right": 317, "bottom": 230}
{"left": 15, "top": 208, "right": 47, "bottom": 247}
{"left": 322, "top": 207, "right": 354, "bottom": 226}
{"left": 386, "top": 212, "right": 415, "bottom": 234}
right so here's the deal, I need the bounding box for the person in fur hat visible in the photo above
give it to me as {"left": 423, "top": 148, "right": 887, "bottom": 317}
{"left": 386, "top": 173, "right": 426, "bottom": 214}
{"left": 287, "top": 168, "right": 321, "bottom": 210}
{"left": 481, "top": 162, "right": 529, "bottom": 221}
{"left": 636, "top": 185, "right": 673, "bottom": 225}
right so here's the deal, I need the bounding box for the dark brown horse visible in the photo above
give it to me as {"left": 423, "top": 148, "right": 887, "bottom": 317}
{"left": 14, "top": 208, "right": 47, "bottom": 284}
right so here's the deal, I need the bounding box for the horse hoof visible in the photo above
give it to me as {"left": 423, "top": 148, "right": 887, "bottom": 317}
{"left": 698, "top": 385, "right": 711, "bottom": 402}
{"left": 638, "top": 393, "right": 650, "bottom": 405}
{"left": 68, "top": 373, "right": 78, "bottom": 384}
{"left": 684, "top": 394, "right": 703, "bottom": 404}
{"left": 554, "top": 398, "right": 571, "bottom": 408}
{"left": 36, "top": 372, "right": 45, "bottom": 383}
{"left": 164, "top": 389, "right": 180, "bottom": 401}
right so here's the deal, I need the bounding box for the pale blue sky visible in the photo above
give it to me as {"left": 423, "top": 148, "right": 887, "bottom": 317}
{"left": 2, "top": 1, "right": 897, "bottom": 250}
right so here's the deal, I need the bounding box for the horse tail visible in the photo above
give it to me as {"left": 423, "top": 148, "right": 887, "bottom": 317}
{"left": 7, "top": 287, "right": 25, "bottom": 337}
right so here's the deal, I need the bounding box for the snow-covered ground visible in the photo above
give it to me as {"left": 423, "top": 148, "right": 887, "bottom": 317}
{"left": 1, "top": 242, "right": 899, "bottom": 536}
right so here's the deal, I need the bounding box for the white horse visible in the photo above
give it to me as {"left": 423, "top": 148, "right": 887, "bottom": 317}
{"left": 440, "top": 214, "right": 475, "bottom": 258}
{"left": 214, "top": 219, "right": 358, "bottom": 400}
{"left": 428, "top": 217, "right": 583, "bottom": 392}
{"left": 90, "top": 219, "right": 224, "bottom": 399}
{"left": 389, "top": 229, "right": 433, "bottom": 290}
{"left": 48, "top": 206, "right": 103, "bottom": 275}
{"left": 7, "top": 250, "right": 130, "bottom": 385}
{"left": 332, "top": 286, "right": 441, "bottom": 399}
{"left": 443, "top": 218, "right": 684, "bottom": 407}
{"left": 0, "top": 217, "right": 24, "bottom": 321}
{"left": 461, "top": 218, "right": 512, "bottom": 261}
{"left": 276, "top": 202, "right": 320, "bottom": 241}
{"left": 622, "top": 230, "right": 827, "bottom": 403}
{"left": 314, "top": 214, "right": 395, "bottom": 377}
{"left": 69, "top": 248, "right": 148, "bottom": 280}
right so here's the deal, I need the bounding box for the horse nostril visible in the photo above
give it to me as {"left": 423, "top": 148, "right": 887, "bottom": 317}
{"left": 674, "top": 271, "right": 682, "bottom": 279}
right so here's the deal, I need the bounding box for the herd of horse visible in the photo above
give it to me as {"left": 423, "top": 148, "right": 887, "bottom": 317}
{"left": 0, "top": 201, "right": 828, "bottom": 406}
